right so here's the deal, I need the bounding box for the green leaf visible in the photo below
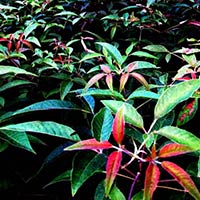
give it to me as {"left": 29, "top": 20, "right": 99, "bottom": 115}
{"left": 60, "top": 81, "right": 73, "bottom": 100}
{"left": 161, "top": 161, "right": 200, "bottom": 200}
{"left": 0, "top": 96, "right": 5, "bottom": 107}
{"left": 143, "top": 45, "right": 168, "bottom": 53}
{"left": 0, "top": 140, "right": 9, "bottom": 152}
{"left": 96, "top": 42, "right": 123, "bottom": 66}
{"left": 154, "top": 79, "right": 200, "bottom": 119}
{"left": 132, "top": 61, "right": 159, "bottom": 70}
{"left": 9, "top": 52, "right": 27, "bottom": 60}
{"left": 198, "top": 157, "right": 200, "bottom": 178}
{"left": 102, "top": 100, "right": 144, "bottom": 129}
{"left": 27, "top": 36, "right": 41, "bottom": 47}
{"left": 0, "top": 80, "right": 35, "bottom": 93}
{"left": 0, "top": 66, "right": 37, "bottom": 76}
{"left": 0, "top": 4, "right": 16, "bottom": 10}
{"left": 131, "top": 51, "right": 158, "bottom": 59}
{"left": 43, "top": 170, "right": 71, "bottom": 188}
{"left": 109, "top": 184, "right": 126, "bottom": 200}
{"left": 128, "top": 90, "right": 160, "bottom": 100}
{"left": 156, "top": 126, "right": 200, "bottom": 152}
{"left": 92, "top": 108, "right": 113, "bottom": 141}
{"left": 0, "top": 121, "right": 79, "bottom": 141}
{"left": 24, "top": 22, "right": 40, "bottom": 38}
{"left": 0, "top": 130, "right": 34, "bottom": 153}
{"left": 0, "top": 100, "right": 80, "bottom": 122}
{"left": 131, "top": 191, "right": 143, "bottom": 200}
{"left": 80, "top": 53, "right": 103, "bottom": 62}
{"left": 71, "top": 153, "right": 106, "bottom": 196}
{"left": 80, "top": 89, "right": 124, "bottom": 100}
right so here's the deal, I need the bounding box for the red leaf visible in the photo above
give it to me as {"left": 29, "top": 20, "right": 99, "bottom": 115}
{"left": 176, "top": 98, "right": 198, "bottom": 127}
{"left": 100, "top": 64, "right": 111, "bottom": 74}
{"left": 22, "top": 40, "right": 33, "bottom": 50}
{"left": 85, "top": 73, "right": 106, "bottom": 90}
{"left": 161, "top": 161, "right": 200, "bottom": 200}
{"left": 106, "top": 74, "right": 113, "bottom": 91}
{"left": 64, "top": 138, "right": 112, "bottom": 151}
{"left": 144, "top": 163, "right": 160, "bottom": 200}
{"left": 112, "top": 105, "right": 125, "bottom": 145}
{"left": 151, "top": 143, "right": 157, "bottom": 160}
{"left": 0, "top": 38, "right": 8, "bottom": 42}
{"left": 188, "top": 21, "right": 200, "bottom": 27}
{"left": 105, "top": 151, "right": 122, "bottom": 196}
{"left": 119, "top": 73, "right": 129, "bottom": 92}
{"left": 130, "top": 72, "right": 150, "bottom": 90}
{"left": 159, "top": 143, "right": 193, "bottom": 158}
{"left": 127, "top": 62, "right": 137, "bottom": 73}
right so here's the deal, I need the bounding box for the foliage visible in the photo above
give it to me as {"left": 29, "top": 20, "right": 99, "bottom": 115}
{"left": 0, "top": 0, "right": 200, "bottom": 199}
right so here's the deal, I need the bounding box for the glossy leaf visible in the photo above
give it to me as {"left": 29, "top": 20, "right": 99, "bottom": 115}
{"left": 176, "top": 98, "right": 198, "bottom": 126}
{"left": 80, "top": 89, "right": 124, "bottom": 100}
{"left": 64, "top": 138, "right": 112, "bottom": 151}
{"left": 131, "top": 191, "right": 143, "bottom": 200}
{"left": 159, "top": 143, "right": 193, "bottom": 158}
{"left": 105, "top": 151, "right": 122, "bottom": 196}
{"left": 0, "top": 65, "right": 37, "bottom": 76}
{"left": 106, "top": 74, "right": 113, "bottom": 91}
{"left": 60, "top": 81, "right": 73, "bottom": 100}
{"left": 112, "top": 105, "right": 125, "bottom": 145}
{"left": 92, "top": 107, "right": 113, "bottom": 141}
{"left": 131, "top": 51, "right": 158, "bottom": 59}
{"left": 156, "top": 126, "right": 200, "bottom": 152}
{"left": 100, "top": 65, "right": 111, "bottom": 74}
{"left": 109, "top": 184, "right": 126, "bottom": 200}
{"left": 119, "top": 73, "right": 129, "bottom": 92}
{"left": 143, "top": 45, "right": 168, "bottom": 53}
{"left": 0, "top": 100, "right": 79, "bottom": 122}
{"left": 0, "top": 121, "right": 79, "bottom": 141}
{"left": 0, "top": 130, "right": 34, "bottom": 153}
{"left": 132, "top": 61, "right": 159, "bottom": 70}
{"left": 102, "top": 100, "right": 144, "bottom": 129}
{"left": 96, "top": 42, "right": 123, "bottom": 66}
{"left": 85, "top": 73, "right": 106, "bottom": 90}
{"left": 144, "top": 163, "right": 160, "bottom": 200}
{"left": 80, "top": 52, "right": 103, "bottom": 62}
{"left": 0, "top": 96, "right": 5, "bottom": 107}
{"left": 161, "top": 161, "right": 200, "bottom": 200}
{"left": 128, "top": 90, "right": 160, "bottom": 100}
{"left": 154, "top": 79, "right": 200, "bottom": 119}
{"left": 71, "top": 153, "right": 107, "bottom": 196}
{"left": 198, "top": 157, "right": 200, "bottom": 178}
{"left": 0, "top": 80, "right": 35, "bottom": 93}
{"left": 131, "top": 72, "right": 149, "bottom": 90}
{"left": 0, "top": 140, "right": 9, "bottom": 152}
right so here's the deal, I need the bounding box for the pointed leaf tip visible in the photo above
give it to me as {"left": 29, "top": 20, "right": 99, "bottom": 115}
{"left": 112, "top": 106, "right": 125, "bottom": 145}
{"left": 105, "top": 151, "right": 122, "bottom": 196}
{"left": 64, "top": 138, "right": 112, "bottom": 151}
{"left": 144, "top": 163, "right": 160, "bottom": 200}
{"left": 161, "top": 161, "right": 200, "bottom": 200}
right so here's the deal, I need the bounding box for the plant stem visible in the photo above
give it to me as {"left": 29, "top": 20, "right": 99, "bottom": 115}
{"left": 128, "top": 172, "right": 140, "bottom": 200}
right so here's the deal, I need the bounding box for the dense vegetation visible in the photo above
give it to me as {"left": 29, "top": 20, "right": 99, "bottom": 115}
{"left": 0, "top": 0, "right": 200, "bottom": 199}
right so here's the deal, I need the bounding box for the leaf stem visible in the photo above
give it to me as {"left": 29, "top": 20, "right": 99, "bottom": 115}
{"left": 128, "top": 172, "right": 140, "bottom": 200}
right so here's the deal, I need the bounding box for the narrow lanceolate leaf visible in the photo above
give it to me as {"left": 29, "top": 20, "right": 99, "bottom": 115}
{"left": 0, "top": 130, "right": 35, "bottom": 153}
{"left": 143, "top": 45, "right": 168, "bottom": 53}
{"left": 106, "top": 74, "right": 113, "bottom": 91}
{"left": 96, "top": 42, "right": 124, "bottom": 66}
{"left": 0, "top": 66, "right": 37, "bottom": 76}
{"left": 159, "top": 143, "right": 193, "bottom": 158}
{"left": 100, "top": 64, "right": 111, "bottom": 74}
{"left": 112, "top": 106, "right": 125, "bottom": 145}
{"left": 85, "top": 73, "right": 106, "bottom": 90}
{"left": 154, "top": 79, "right": 200, "bottom": 119}
{"left": 0, "top": 121, "right": 79, "bottom": 141}
{"left": 64, "top": 138, "right": 112, "bottom": 151}
{"left": 92, "top": 107, "right": 113, "bottom": 141}
{"left": 144, "top": 163, "right": 160, "bottom": 200}
{"left": 105, "top": 151, "right": 122, "bottom": 196}
{"left": 102, "top": 100, "right": 144, "bottom": 129}
{"left": 161, "top": 161, "right": 200, "bottom": 200}
{"left": 128, "top": 90, "right": 160, "bottom": 100}
{"left": 119, "top": 73, "right": 129, "bottom": 92}
{"left": 71, "top": 153, "right": 106, "bottom": 196}
{"left": 176, "top": 98, "right": 198, "bottom": 127}
{"left": 156, "top": 126, "right": 200, "bottom": 152}
{"left": 130, "top": 72, "right": 149, "bottom": 90}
